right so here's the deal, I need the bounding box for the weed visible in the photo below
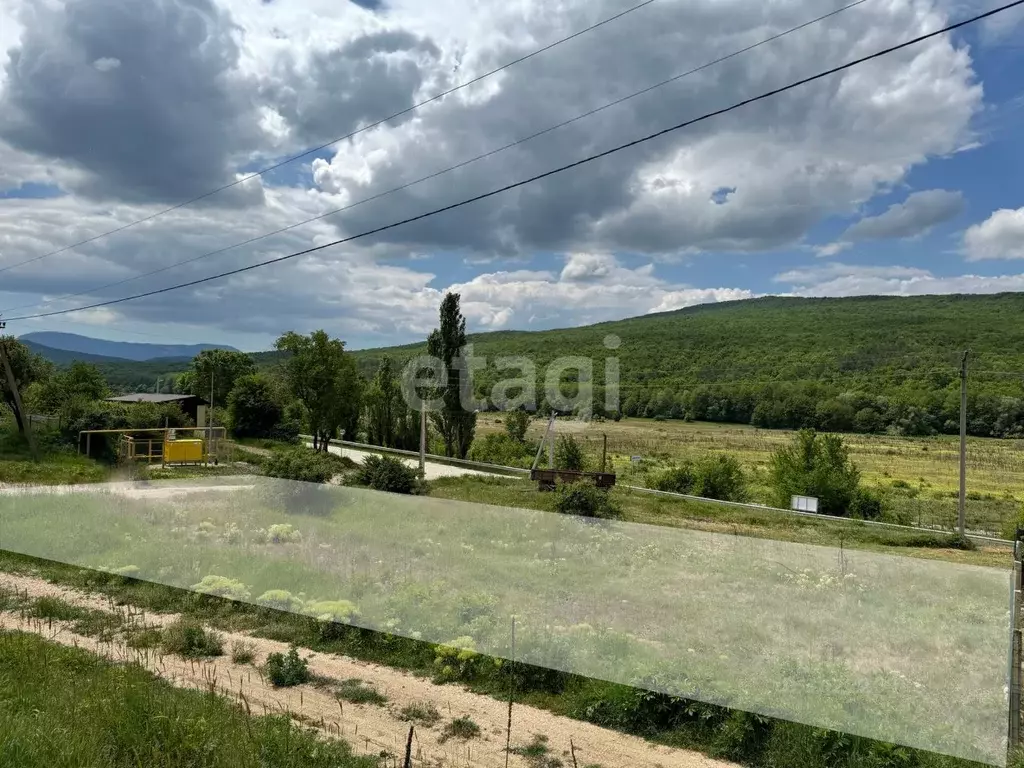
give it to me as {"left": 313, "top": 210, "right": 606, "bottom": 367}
{"left": 124, "top": 627, "right": 162, "bottom": 649}
{"left": 335, "top": 678, "right": 387, "bottom": 706}
{"left": 400, "top": 701, "right": 442, "bottom": 727}
{"left": 439, "top": 716, "right": 481, "bottom": 743}
{"left": 161, "top": 617, "right": 224, "bottom": 658}
{"left": 265, "top": 646, "right": 310, "bottom": 687}
{"left": 511, "top": 734, "right": 564, "bottom": 767}
{"left": 231, "top": 640, "right": 257, "bottom": 665}
{"left": 31, "top": 597, "right": 86, "bottom": 622}
{"left": 71, "top": 610, "right": 125, "bottom": 641}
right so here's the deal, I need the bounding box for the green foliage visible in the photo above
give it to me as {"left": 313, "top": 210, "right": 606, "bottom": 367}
{"left": 400, "top": 701, "right": 442, "bottom": 727}
{"left": 177, "top": 349, "right": 255, "bottom": 406}
{"left": 467, "top": 432, "right": 539, "bottom": 469}
{"left": 31, "top": 596, "right": 86, "bottom": 622}
{"left": 364, "top": 357, "right": 419, "bottom": 450}
{"left": 265, "top": 646, "right": 310, "bottom": 687}
{"left": 256, "top": 590, "right": 304, "bottom": 612}
{"left": 653, "top": 455, "right": 747, "bottom": 502}
{"left": 275, "top": 330, "right": 362, "bottom": 451}
{"left": 769, "top": 430, "right": 861, "bottom": 516}
{"left": 850, "top": 487, "right": 884, "bottom": 520}
{"left": 438, "top": 716, "right": 481, "bottom": 743}
{"left": 554, "top": 434, "right": 587, "bottom": 471}
{"left": 30, "top": 361, "right": 109, "bottom": 419}
{"left": 230, "top": 640, "right": 256, "bottom": 665}
{"left": 161, "top": 617, "right": 224, "bottom": 658}
{"left": 261, "top": 446, "right": 343, "bottom": 483}
{"left": 190, "top": 575, "right": 251, "bottom": 602}
{"left": 426, "top": 292, "right": 476, "bottom": 458}
{"left": 553, "top": 482, "right": 621, "bottom": 519}
{"left": 503, "top": 409, "right": 530, "bottom": 442}
{"left": 267, "top": 524, "right": 302, "bottom": 544}
{"left": 0, "top": 632, "right": 375, "bottom": 768}
{"left": 335, "top": 678, "right": 388, "bottom": 706}
{"left": 356, "top": 453, "right": 419, "bottom": 494}
{"left": 0, "top": 337, "right": 53, "bottom": 433}
{"left": 227, "top": 373, "right": 294, "bottom": 440}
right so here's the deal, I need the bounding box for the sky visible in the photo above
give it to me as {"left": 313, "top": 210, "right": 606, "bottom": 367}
{"left": 0, "top": 0, "right": 1022, "bottom": 352}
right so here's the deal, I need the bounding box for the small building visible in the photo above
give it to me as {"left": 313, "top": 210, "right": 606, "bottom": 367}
{"left": 105, "top": 393, "right": 210, "bottom": 424}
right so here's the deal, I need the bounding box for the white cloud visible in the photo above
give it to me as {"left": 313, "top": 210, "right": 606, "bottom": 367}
{"left": 842, "top": 189, "right": 964, "bottom": 241}
{"left": 774, "top": 262, "right": 1024, "bottom": 297}
{"left": 963, "top": 208, "right": 1024, "bottom": 261}
{"left": 92, "top": 57, "right": 121, "bottom": 72}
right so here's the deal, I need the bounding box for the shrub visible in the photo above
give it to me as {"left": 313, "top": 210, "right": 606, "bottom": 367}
{"left": 554, "top": 435, "right": 587, "bottom": 471}
{"left": 267, "top": 524, "right": 302, "bottom": 544}
{"left": 262, "top": 447, "right": 342, "bottom": 483}
{"left": 227, "top": 374, "right": 286, "bottom": 440}
{"left": 256, "top": 590, "right": 304, "bottom": 612}
{"left": 190, "top": 576, "right": 251, "bottom": 602}
{"left": 503, "top": 409, "right": 530, "bottom": 443}
{"left": 400, "top": 701, "right": 442, "bottom": 727}
{"left": 438, "top": 716, "right": 481, "bottom": 743}
{"left": 849, "top": 488, "right": 883, "bottom": 520}
{"left": 304, "top": 600, "right": 358, "bottom": 623}
{"left": 265, "top": 646, "right": 310, "bottom": 687}
{"left": 691, "top": 454, "right": 746, "bottom": 502}
{"left": 31, "top": 597, "right": 85, "bottom": 622}
{"left": 335, "top": 678, "right": 387, "bottom": 706}
{"left": 231, "top": 640, "right": 257, "bottom": 665}
{"left": 468, "top": 433, "right": 539, "bottom": 469}
{"left": 356, "top": 454, "right": 418, "bottom": 494}
{"left": 768, "top": 430, "right": 860, "bottom": 516}
{"left": 162, "top": 617, "right": 223, "bottom": 658}
{"left": 652, "top": 463, "right": 698, "bottom": 495}
{"left": 553, "top": 482, "right": 620, "bottom": 519}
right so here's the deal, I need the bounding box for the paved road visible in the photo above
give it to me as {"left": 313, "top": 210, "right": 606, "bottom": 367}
{"left": 307, "top": 442, "right": 501, "bottom": 480}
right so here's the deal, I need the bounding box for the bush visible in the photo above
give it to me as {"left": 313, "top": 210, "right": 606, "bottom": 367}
{"left": 227, "top": 374, "right": 286, "bottom": 440}
{"left": 231, "top": 640, "right": 257, "bottom": 665}
{"left": 554, "top": 435, "right": 587, "bottom": 471}
{"left": 438, "top": 716, "right": 481, "bottom": 743}
{"left": 162, "top": 617, "right": 223, "bottom": 658}
{"left": 267, "top": 524, "right": 302, "bottom": 544}
{"left": 265, "top": 647, "right": 311, "bottom": 687}
{"left": 553, "top": 482, "right": 620, "bottom": 519}
{"left": 503, "top": 409, "right": 530, "bottom": 443}
{"left": 262, "top": 447, "right": 343, "bottom": 483}
{"left": 356, "top": 454, "right": 418, "bottom": 494}
{"left": 768, "top": 430, "right": 860, "bottom": 516}
{"left": 400, "top": 702, "right": 442, "bottom": 727}
{"left": 652, "top": 455, "right": 746, "bottom": 502}
{"left": 849, "top": 488, "right": 883, "bottom": 520}
{"left": 256, "top": 590, "right": 303, "bottom": 612}
{"left": 467, "top": 433, "right": 538, "bottom": 469}
{"left": 190, "top": 576, "right": 251, "bottom": 602}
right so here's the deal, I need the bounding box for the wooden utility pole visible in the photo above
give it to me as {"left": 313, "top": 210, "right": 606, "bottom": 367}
{"left": 0, "top": 323, "right": 36, "bottom": 458}
{"left": 958, "top": 350, "right": 969, "bottom": 537}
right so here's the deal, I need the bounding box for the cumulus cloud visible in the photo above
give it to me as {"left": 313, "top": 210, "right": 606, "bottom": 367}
{"left": 963, "top": 208, "right": 1024, "bottom": 261}
{"left": 774, "top": 262, "right": 1024, "bottom": 297}
{"left": 842, "top": 189, "right": 965, "bottom": 241}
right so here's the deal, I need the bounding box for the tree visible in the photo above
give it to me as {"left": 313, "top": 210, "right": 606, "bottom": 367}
{"left": 768, "top": 429, "right": 861, "bottom": 516}
{"left": 227, "top": 374, "right": 284, "bottom": 439}
{"left": 33, "top": 361, "right": 109, "bottom": 415}
{"left": 178, "top": 350, "right": 256, "bottom": 407}
{"left": 0, "top": 337, "right": 52, "bottom": 434}
{"left": 503, "top": 409, "right": 530, "bottom": 443}
{"left": 275, "top": 330, "right": 362, "bottom": 452}
{"left": 426, "top": 293, "right": 476, "bottom": 458}
{"left": 554, "top": 434, "right": 587, "bottom": 471}
{"left": 364, "top": 357, "right": 417, "bottom": 449}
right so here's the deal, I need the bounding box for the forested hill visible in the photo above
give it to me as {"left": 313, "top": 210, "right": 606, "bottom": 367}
{"left": 345, "top": 293, "right": 1024, "bottom": 437}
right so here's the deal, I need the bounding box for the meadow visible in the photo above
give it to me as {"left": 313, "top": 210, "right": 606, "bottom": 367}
{"left": 0, "top": 478, "right": 1009, "bottom": 765}
{"left": 474, "top": 415, "right": 1024, "bottom": 536}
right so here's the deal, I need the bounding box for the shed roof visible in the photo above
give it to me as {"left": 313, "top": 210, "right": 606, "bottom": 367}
{"left": 105, "top": 394, "right": 209, "bottom": 405}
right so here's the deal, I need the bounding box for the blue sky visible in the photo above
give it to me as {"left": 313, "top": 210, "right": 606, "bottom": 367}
{"left": 0, "top": 0, "right": 1023, "bottom": 352}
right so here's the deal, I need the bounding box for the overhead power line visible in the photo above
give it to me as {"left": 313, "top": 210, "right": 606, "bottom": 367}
{"left": 0, "top": 0, "right": 871, "bottom": 316}
{"left": 7, "top": 0, "right": 1022, "bottom": 323}
{"left": 0, "top": 0, "right": 657, "bottom": 277}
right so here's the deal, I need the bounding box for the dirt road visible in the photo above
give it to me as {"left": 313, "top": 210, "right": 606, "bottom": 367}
{"left": 0, "top": 571, "right": 736, "bottom": 768}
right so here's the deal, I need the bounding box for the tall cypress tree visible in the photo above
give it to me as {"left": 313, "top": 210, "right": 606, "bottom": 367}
{"left": 426, "top": 293, "right": 476, "bottom": 458}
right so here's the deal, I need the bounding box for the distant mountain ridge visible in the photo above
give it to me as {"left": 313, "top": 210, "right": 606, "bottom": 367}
{"left": 18, "top": 332, "right": 238, "bottom": 362}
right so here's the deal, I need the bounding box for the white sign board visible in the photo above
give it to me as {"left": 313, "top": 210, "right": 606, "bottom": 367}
{"left": 791, "top": 495, "right": 819, "bottom": 513}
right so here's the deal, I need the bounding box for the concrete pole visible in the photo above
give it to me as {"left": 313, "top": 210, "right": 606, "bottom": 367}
{"left": 419, "top": 407, "right": 427, "bottom": 475}
{"left": 958, "top": 350, "right": 969, "bottom": 537}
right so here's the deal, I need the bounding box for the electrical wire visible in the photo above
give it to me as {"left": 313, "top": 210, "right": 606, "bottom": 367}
{"left": 0, "top": 0, "right": 657, "bottom": 276}
{"left": 0, "top": 0, "right": 872, "bottom": 315}
{"left": 5, "top": 0, "right": 1021, "bottom": 323}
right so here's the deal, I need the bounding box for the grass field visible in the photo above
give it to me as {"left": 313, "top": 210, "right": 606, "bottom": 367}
{"left": 475, "top": 415, "right": 1024, "bottom": 535}
{"left": 0, "top": 630, "right": 374, "bottom": 768}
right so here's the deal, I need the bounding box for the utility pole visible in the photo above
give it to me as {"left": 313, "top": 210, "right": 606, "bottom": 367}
{"left": 419, "top": 406, "right": 427, "bottom": 475}
{"left": 958, "top": 350, "right": 969, "bottom": 537}
{"left": 208, "top": 369, "right": 215, "bottom": 465}
{"left": 155, "top": 378, "right": 163, "bottom": 394}
{"left": 0, "top": 320, "right": 36, "bottom": 459}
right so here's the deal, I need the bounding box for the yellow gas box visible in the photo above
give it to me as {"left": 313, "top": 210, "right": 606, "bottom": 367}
{"left": 163, "top": 438, "right": 205, "bottom": 464}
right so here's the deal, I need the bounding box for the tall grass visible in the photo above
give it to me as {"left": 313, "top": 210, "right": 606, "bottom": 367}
{"left": 0, "top": 630, "right": 376, "bottom": 767}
